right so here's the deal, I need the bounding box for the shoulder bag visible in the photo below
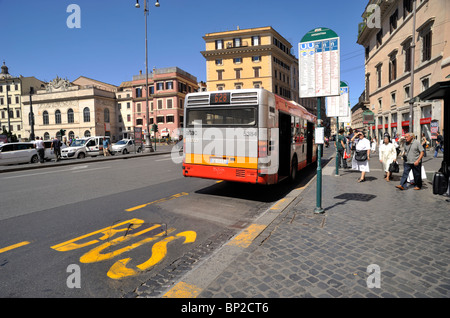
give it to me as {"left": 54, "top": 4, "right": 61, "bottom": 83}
{"left": 355, "top": 150, "right": 368, "bottom": 162}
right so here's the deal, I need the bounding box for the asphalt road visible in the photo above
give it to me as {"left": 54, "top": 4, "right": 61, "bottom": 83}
{"left": 0, "top": 150, "right": 324, "bottom": 297}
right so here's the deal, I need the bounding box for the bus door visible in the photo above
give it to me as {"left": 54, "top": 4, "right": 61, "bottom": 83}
{"left": 307, "top": 122, "right": 314, "bottom": 164}
{"left": 278, "top": 112, "right": 291, "bottom": 176}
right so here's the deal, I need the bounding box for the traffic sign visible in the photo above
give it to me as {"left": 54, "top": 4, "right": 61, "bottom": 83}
{"left": 326, "top": 81, "right": 350, "bottom": 117}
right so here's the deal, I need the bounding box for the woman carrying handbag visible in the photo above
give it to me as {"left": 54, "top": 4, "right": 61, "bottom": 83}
{"left": 351, "top": 131, "right": 371, "bottom": 182}
{"left": 379, "top": 134, "right": 397, "bottom": 181}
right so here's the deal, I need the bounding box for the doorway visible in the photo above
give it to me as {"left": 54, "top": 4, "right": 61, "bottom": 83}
{"left": 278, "top": 112, "right": 292, "bottom": 176}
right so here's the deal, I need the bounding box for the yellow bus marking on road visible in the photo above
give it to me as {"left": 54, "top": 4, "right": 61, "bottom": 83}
{"left": 51, "top": 219, "right": 144, "bottom": 252}
{"left": 125, "top": 192, "right": 189, "bottom": 212}
{"left": 80, "top": 225, "right": 175, "bottom": 264}
{"left": 107, "top": 231, "right": 197, "bottom": 279}
{"left": 0, "top": 241, "right": 30, "bottom": 254}
{"left": 163, "top": 281, "right": 202, "bottom": 298}
{"left": 227, "top": 224, "right": 266, "bottom": 248}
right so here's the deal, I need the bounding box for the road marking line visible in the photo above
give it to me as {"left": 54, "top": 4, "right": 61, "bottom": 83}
{"left": 163, "top": 281, "right": 202, "bottom": 298}
{"left": 71, "top": 166, "right": 110, "bottom": 173}
{"left": 125, "top": 192, "right": 189, "bottom": 212}
{"left": 1, "top": 165, "right": 90, "bottom": 179}
{"left": 0, "top": 241, "right": 30, "bottom": 254}
{"left": 227, "top": 224, "right": 266, "bottom": 248}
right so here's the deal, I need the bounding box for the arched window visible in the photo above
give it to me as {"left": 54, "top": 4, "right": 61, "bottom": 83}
{"left": 44, "top": 132, "right": 50, "bottom": 140}
{"left": 84, "top": 130, "right": 91, "bottom": 137}
{"left": 83, "top": 107, "right": 90, "bottom": 122}
{"left": 68, "top": 131, "right": 75, "bottom": 140}
{"left": 55, "top": 110, "right": 61, "bottom": 124}
{"left": 104, "top": 108, "right": 110, "bottom": 123}
{"left": 43, "top": 111, "right": 49, "bottom": 125}
{"left": 67, "top": 108, "right": 74, "bottom": 123}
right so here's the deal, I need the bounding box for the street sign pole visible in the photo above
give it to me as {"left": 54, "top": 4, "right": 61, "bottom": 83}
{"left": 299, "top": 27, "right": 340, "bottom": 214}
{"left": 335, "top": 116, "right": 339, "bottom": 176}
{"left": 315, "top": 97, "right": 324, "bottom": 214}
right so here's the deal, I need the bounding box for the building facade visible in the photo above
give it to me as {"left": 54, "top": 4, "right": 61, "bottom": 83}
{"left": 351, "top": 90, "right": 371, "bottom": 132}
{"left": 0, "top": 62, "right": 45, "bottom": 139}
{"left": 131, "top": 67, "right": 198, "bottom": 140}
{"left": 357, "top": 0, "right": 449, "bottom": 142}
{"left": 22, "top": 76, "right": 118, "bottom": 141}
{"left": 116, "top": 81, "right": 134, "bottom": 140}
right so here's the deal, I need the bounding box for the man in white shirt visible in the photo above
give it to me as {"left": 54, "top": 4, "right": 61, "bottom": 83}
{"left": 35, "top": 137, "right": 45, "bottom": 163}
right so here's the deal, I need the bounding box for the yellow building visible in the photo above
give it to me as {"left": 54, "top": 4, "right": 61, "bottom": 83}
{"left": 201, "top": 26, "right": 299, "bottom": 100}
{"left": 201, "top": 26, "right": 328, "bottom": 133}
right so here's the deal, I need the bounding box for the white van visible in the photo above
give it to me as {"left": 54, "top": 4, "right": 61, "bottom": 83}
{"left": 61, "top": 136, "right": 110, "bottom": 159}
{"left": 0, "top": 142, "right": 39, "bottom": 165}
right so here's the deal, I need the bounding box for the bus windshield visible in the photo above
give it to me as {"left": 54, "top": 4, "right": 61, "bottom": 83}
{"left": 186, "top": 107, "right": 257, "bottom": 127}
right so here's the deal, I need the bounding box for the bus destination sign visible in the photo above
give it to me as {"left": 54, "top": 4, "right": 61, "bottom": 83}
{"left": 210, "top": 93, "right": 231, "bottom": 105}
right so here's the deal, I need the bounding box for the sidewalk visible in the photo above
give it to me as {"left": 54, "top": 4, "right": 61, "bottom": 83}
{"left": 162, "top": 151, "right": 450, "bottom": 298}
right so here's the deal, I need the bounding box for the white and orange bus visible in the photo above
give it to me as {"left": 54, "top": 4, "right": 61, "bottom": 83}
{"left": 182, "top": 89, "right": 317, "bottom": 185}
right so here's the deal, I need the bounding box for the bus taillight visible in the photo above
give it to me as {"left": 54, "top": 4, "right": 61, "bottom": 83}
{"left": 258, "top": 140, "right": 268, "bottom": 158}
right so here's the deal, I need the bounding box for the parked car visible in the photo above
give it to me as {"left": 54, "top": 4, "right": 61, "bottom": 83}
{"left": 0, "top": 142, "right": 39, "bottom": 165}
{"left": 111, "top": 139, "right": 142, "bottom": 155}
{"left": 61, "top": 136, "right": 110, "bottom": 159}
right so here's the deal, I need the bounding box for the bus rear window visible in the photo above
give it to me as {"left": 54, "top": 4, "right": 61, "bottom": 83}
{"left": 186, "top": 107, "right": 256, "bottom": 127}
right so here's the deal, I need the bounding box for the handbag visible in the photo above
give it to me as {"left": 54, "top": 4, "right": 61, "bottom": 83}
{"left": 343, "top": 150, "right": 350, "bottom": 159}
{"left": 355, "top": 150, "right": 367, "bottom": 161}
{"left": 389, "top": 161, "right": 399, "bottom": 173}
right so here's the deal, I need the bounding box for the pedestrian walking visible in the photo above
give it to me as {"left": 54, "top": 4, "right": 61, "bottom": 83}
{"left": 379, "top": 135, "right": 397, "bottom": 181}
{"left": 51, "top": 136, "right": 62, "bottom": 162}
{"left": 335, "top": 128, "right": 348, "bottom": 169}
{"left": 347, "top": 128, "right": 355, "bottom": 157}
{"left": 35, "top": 137, "right": 45, "bottom": 163}
{"left": 396, "top": 133, "right": 425, "bottom": 191}
{"left": 421, "top": 133, "right": 429, "bottom": 157}
{"left": 351, "top": 131, "right": 371, "bottom": 182}
{"left": 103, "top": 138, "right": 110, "bottom": 156}
{"left": 434, "top": 132, "right": 444, "bottom": 158}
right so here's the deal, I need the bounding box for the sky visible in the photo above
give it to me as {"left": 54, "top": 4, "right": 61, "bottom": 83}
{"left": 1, "top": 0, "right": 368, "bottom": 107}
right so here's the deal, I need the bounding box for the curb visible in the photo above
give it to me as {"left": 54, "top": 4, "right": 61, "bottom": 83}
{"left": 161, "top": 156, "right": 332, "bottom": 298}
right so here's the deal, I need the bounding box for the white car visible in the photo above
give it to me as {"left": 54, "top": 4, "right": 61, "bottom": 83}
{"left": 111, "top": 139, "right": 142, "bottom": 155}
{"left": 61, "top": 136, "right": 110, "bottom": 159}
{"left": 0, "top": 142, "right": 39, "bottom": 165}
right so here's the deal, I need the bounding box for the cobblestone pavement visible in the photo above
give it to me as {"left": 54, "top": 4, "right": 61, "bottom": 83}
{"left": 190, "top": 154, "right": 450, "bottom": 298}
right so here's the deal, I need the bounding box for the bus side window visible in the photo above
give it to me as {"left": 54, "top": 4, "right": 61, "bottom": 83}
{"left": 299, "top": 118, "right": 306, "bottom": 143}
{"left": 293, "top": 116, "right": 301, "bottom": 143}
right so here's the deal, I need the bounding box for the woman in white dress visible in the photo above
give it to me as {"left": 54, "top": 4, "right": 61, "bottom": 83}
{"left": 351, "top": 131, "right": 371, "bottom": 182}
{"left": 379, "top": 135, "right": 397, "bottom": 181}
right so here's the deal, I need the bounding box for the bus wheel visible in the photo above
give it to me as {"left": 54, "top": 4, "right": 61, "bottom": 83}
{"left": 290, "top": 157, "right": 298, "bottom": 181}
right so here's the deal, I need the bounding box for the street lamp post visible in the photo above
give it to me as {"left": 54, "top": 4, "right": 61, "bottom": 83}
{"left": 29, "top": 87, "right": 35, "bottom": 141}
{"left": 135, "top": 0, "right": 160, "bottom": 152}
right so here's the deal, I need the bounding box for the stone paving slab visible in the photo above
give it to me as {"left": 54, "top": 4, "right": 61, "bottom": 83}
{"left": 192, "top": 158, "right": 450, "bottom": 298}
